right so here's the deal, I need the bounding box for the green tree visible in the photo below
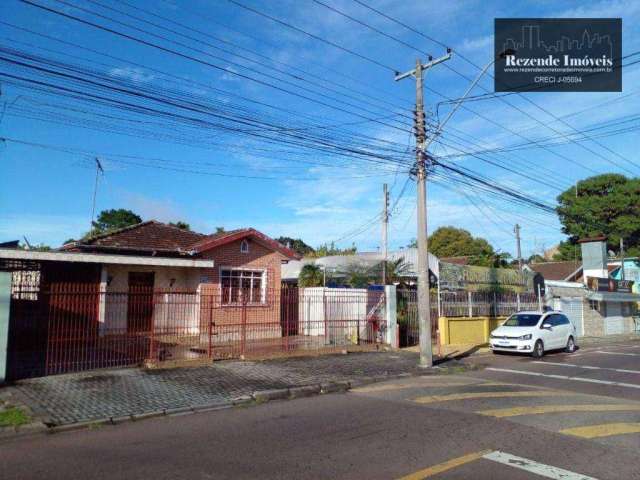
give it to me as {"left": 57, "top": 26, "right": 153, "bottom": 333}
{"left": 369, "top": 258, "right": 411, "bottom": 286}
{"left": 427, "top": 226, "right": 497, "bottom": 266}
{"left": 556, "top": 174, "right": 640, "bottom": 258}
{"left": 553, "top": 240, "right": 582, "bottom": 262}
{"left": 276, "top": 237, "right": 315, "bottom": 257}
{"left": 338, "top": 263, "right": 371, "bottom": 288}
{"left": 169, "top": 221, "right": 191, "bottom": 230}
{"left": 308, "top": 241, "right": 357, "bottom": 258}
{"left": 215, "top": 226, "right": 225, "bottom": 234}
{"left": 88, "top": 209, "right": 142, "bottom": 237}
{"left": 298, "top": 264, "right": 324, "bottom": 287}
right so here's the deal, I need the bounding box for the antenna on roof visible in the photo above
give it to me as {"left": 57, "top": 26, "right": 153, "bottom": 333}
{"left": 90, "top": 157, "right": 104, "bottom": 234}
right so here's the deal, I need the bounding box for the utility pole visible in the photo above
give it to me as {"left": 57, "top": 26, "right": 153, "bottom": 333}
{"left": 381, "top": 183, "right": 389, "bottom": 284}
{"left": 514, "top": 224, "right": 522, "bottom": 270}
{"left": 90, "top": 157, "right": 104, "bottom": 233}
{"left": 395, "top": 52, "right": 451, "bottom": 368}
{"left": 620, "top": 238, "right": 625, "bottom": 281}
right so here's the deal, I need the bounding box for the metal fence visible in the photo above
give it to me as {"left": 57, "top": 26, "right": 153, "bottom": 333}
{"left": 6, "top": 284, "right": 386, "bottom": 379}
{"left": 396, "top": 289, "right": 540, "bottom": 347}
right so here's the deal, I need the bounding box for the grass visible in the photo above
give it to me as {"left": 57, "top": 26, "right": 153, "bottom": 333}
{"left": 0, "top": 407, "right": 31, "bottom": 427}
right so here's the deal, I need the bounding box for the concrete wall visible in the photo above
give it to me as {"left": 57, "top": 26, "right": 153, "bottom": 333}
{"left": 439, "top": 316, "right": 506, "bottom": 345}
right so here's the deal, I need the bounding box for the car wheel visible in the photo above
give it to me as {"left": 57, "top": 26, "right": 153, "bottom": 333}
{"left": 565, "top": 336, "right": 576, "bottom": 353}
{"left": 532, "top": 340, "right": 544, "bottom": 358}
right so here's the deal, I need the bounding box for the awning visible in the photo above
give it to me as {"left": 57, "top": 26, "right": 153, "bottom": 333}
{"left": 0, "top": 248, "right": 214, "bottom": 268}
{"left": 586, "top": 291, "right": 640, "bottom": 302}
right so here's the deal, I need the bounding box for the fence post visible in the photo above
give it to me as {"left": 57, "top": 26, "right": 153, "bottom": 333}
{"left": 0, "top": 272, "right": 10, "bottom": 383}
{"left": 537, "top": 284, "right": 542, "bottom": 312}
{"left": 517, "top": 292, "right": 521, "bottom": 311}
{"left": 468, "top": 291, "right": 472, "bottom": 318}
{"left": 384, "top": 285, "right": 397, "bottom": 348}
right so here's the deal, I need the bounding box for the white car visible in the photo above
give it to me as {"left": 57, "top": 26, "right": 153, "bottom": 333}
{"left": 490, "top": 310, "right": 577, "bottom": 358}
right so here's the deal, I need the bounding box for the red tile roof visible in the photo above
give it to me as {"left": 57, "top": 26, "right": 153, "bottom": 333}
{"left": 192, "top": 228, "right": 300, "bottom": 259}
{"left": 61, "top": 221, "right": 206, "bottom": 254}
{"left": 528, "top": 261, "right": 582, "bottom": 281}
{"left": 61, "top": 222, "right": 300, "bottom": 259}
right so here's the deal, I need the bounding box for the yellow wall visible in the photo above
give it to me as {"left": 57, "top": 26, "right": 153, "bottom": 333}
{"left": 439, "top": 316, "right": 506, "bottom": 345}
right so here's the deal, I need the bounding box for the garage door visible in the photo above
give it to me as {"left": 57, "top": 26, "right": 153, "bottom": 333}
{"left": 559, "top": 298, "right": 584, "bottom": 337}
{"left": 604, "top": 302, "right": 624, "bottom": 335}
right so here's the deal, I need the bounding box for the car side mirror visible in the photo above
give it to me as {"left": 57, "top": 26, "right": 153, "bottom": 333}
{"left": 541, "top": 323, "right": 552, "bottom": 330}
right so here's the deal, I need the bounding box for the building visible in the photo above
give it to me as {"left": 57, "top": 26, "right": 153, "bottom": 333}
{"left": 536, "top": 238, "right": 639, "bottom": 337}
{"left": 1, "top": 222, "right": 300, "bottom": 379}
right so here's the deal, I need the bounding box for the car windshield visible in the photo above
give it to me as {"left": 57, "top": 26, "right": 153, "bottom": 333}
{"left": 503, "top": 314, "right": 541, "bottom": 327}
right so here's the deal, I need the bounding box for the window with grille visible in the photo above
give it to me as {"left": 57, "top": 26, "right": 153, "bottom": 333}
{"left": 220, "top": 268, "right": 265, "bottom": 304}
{"left": 240, "top": 239, "right": 249, "bottom": 253}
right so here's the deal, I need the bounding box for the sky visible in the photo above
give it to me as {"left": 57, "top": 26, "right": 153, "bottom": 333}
{"left": 0, "top": 0, "right": 639, "bottom": 258}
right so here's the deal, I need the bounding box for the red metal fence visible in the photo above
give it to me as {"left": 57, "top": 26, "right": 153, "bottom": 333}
{"left": 7, "top": 284, "right": 386, "bottom": 379}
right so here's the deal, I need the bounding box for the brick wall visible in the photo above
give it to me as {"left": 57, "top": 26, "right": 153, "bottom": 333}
{"left": 197, "top": 238, "right": 285, "bottom": 338}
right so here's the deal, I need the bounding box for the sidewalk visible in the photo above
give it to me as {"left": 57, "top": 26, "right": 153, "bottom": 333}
{"left": 7, "top": 350, "right": 467, "bottom": 428}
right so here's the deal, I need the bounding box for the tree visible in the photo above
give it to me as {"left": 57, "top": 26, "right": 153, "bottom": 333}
{"left": 427, "top": 226, "right": 497, "bottom": 266}
{"left": 369, "top": 258, "right": 411, "bottom": 286}
{"left": 308, "top": 242, "right": 356, "bottom": 258}
{"left": 276, "top": 237, "right": 315, "bottom": 257}
{"left": 169, "top": 221, "right": 191, "bottom": 230}
{"left": 553, "top": 240, "right": 582, "bottom": 262}
{"left": 338, "top": 263, "right": 371, "bottom": 288}
{"left": 88, "top": 209, "right": 142, "bottom": 237}
{"left": 556, "top": 174, "right": 640, "bottom": 258}
{"left": 215, "top": 227, "right": 225, "bottom": 234}
{"left": 298, "top": 264, "right": 324, "bottom": 287}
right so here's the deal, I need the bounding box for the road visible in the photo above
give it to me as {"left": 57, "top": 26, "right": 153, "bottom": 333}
{"left": 2, "top": 339, "right": 640, "bottom": 479}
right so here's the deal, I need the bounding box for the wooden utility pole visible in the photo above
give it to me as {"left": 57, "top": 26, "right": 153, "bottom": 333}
{"left": 381, "top": 183, "right": 389, "bottom": 284}
{"left": 514, "top": 224, "right": 522, "bottom": 270}
{"left": 620, "top": 238, "right": 625, "bottom": 281}
{"left": 395, "top": 53, "right": 451, "bottom": 368}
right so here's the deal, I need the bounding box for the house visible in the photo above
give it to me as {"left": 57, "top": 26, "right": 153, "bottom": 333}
{"left": 535, "top": 238, "right": 639, "bottom": 337}
{"left": 1, "top": 222, "right": 300, "bottom": 379}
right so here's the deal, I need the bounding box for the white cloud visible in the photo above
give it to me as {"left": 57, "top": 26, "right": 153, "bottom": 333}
{"left": 109, "top": 66, "right": 155, "bottom": 83}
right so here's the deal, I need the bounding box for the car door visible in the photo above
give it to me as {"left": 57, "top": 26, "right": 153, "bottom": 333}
{"left": 557, "top": 314, "right": 573, "bottom": 345}
{"left": 548, "top": 313, "right": 566, "bottom": 348}
{"left": 538, "top": 314, "right": 556, "bottom": 350}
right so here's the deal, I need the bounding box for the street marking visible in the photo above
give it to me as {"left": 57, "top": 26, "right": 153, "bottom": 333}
{"left": 479, "top": 404, "right": 640, "bottom": 418}
{"left": 533, "top": 361, "right": 640, "bottom": 374}
{"left": 595, "top": 350, "right": 640, "bottom": 357}
{"left": 482, "top": 451, "right": 597, "bottom": 480}
{"left": 412, "top": 390, "right": 570, "bottom": 404}
{"left": 485, "top": 367, "right": 640, "bottom": 389}
{"left": 561, "top": 422, "right": 640, "bottom": 439}
{"left": 395, "top": 450, "right": 491, "bottom": 480}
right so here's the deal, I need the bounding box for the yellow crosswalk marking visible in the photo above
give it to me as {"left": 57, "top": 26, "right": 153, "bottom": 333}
{"left": 353, "top": 379, "right": 480, "bottom": 393}
{"left": 395, "top": 450, "right": 492, "bottom": 480}
{"left": 479, "top": 404, "right": 640, "bottom": 418}
{"left": 412, "top": 390, "right": 570, "bottom": 404}
{"left": 560, "top": 422, "right": 640, "bottom": 438}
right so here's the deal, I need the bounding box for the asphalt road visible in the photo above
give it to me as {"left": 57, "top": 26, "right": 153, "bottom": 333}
{"left": 2, "top": 339, "right": 639, "bottom": 480}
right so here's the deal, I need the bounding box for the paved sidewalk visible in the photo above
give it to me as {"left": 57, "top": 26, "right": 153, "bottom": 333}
{"left": 11, "top": 351, "right": 454, "bottom": 426}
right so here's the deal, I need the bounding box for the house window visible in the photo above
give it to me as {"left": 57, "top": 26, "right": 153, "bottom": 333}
{"left": 589, "top": 300, "right": 601, "bottom": 312}
{"left": 240, "top": 240, "right": 249, "bottom": 254}
{"left": 220, "top": 268, "right": 265, "bottom": 304}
